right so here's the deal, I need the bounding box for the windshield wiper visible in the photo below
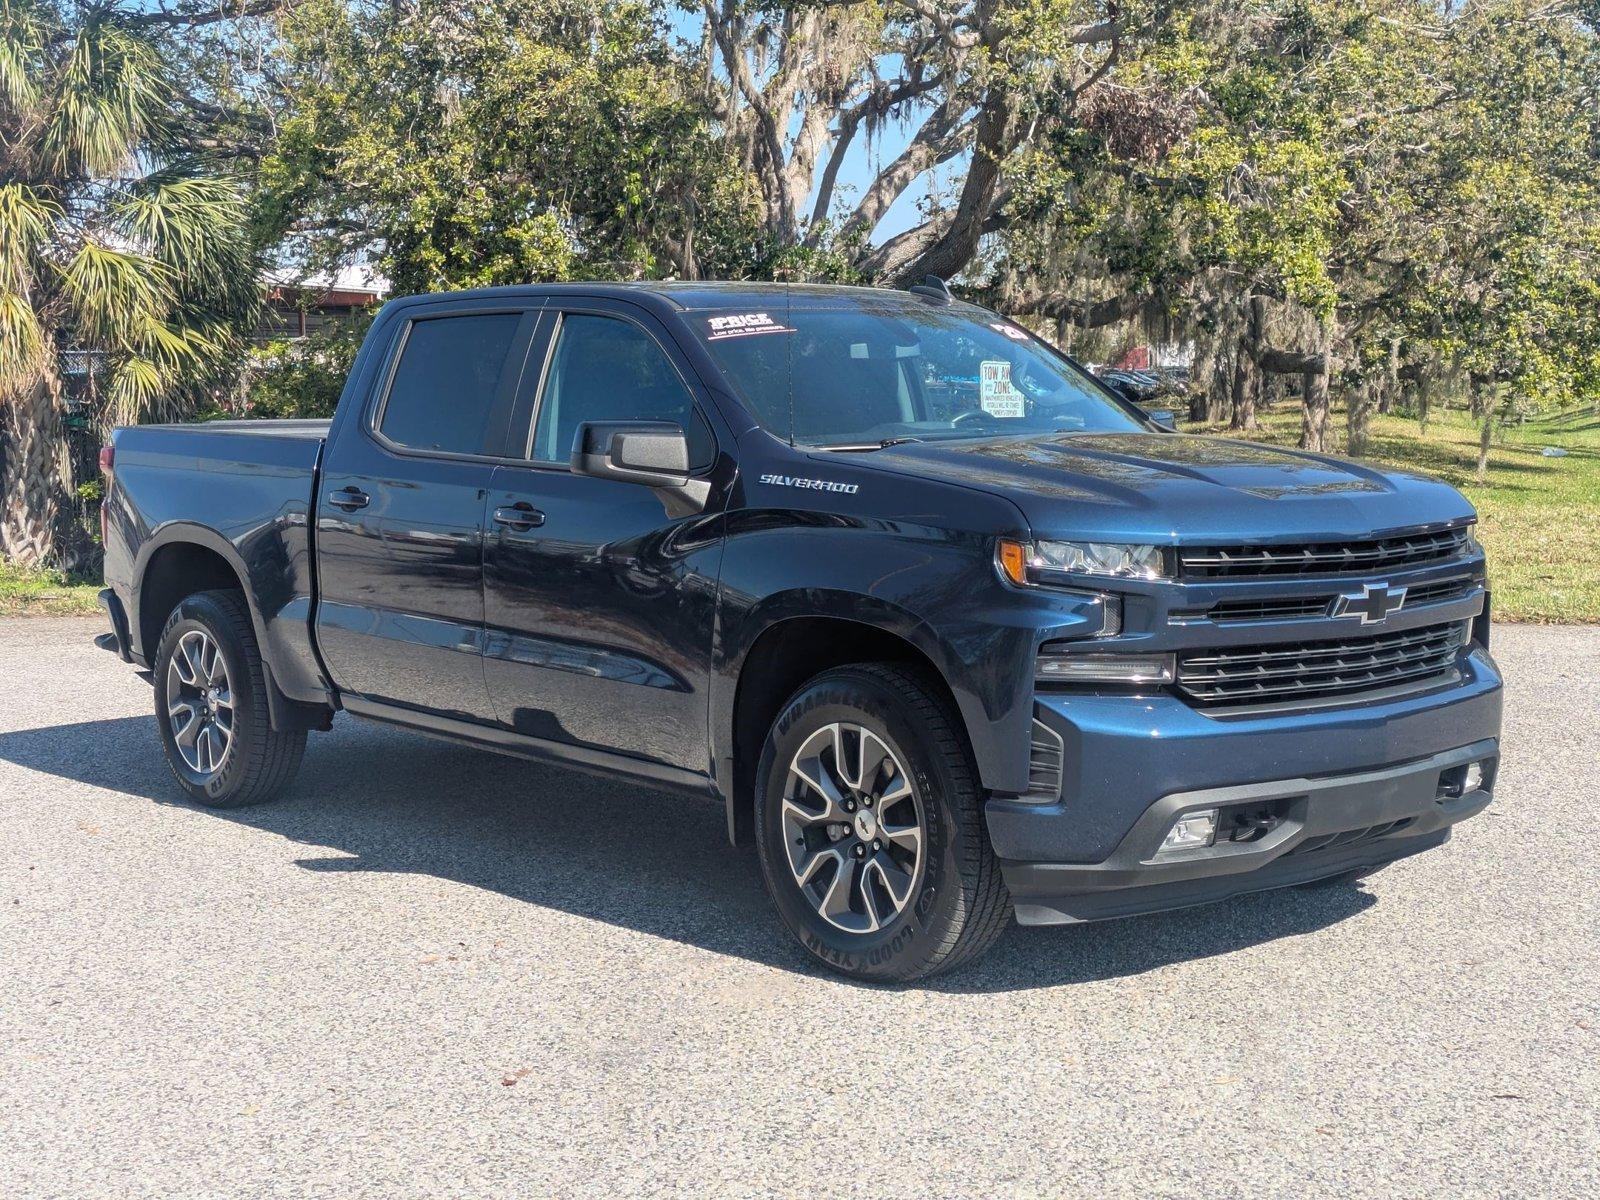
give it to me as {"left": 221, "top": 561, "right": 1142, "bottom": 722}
{"left": 821, "top": 436, "right": 924, "bottom": 452}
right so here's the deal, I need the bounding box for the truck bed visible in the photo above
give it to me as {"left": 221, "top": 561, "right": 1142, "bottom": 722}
{"left": 104, "top": 418, "right": 330, "bottom": 704}
{"left": 133, "top": 418, "right": 332, "bottom": 439}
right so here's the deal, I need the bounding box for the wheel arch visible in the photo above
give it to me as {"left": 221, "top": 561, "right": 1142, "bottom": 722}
{"left": 133, "top": 525, "right": 331, "bottom": 734}
{"left": 133, "top": 526, "right": 258, "bottom": 663}
{"left": 719, "top": 598, "right": 971, "bottom": 847}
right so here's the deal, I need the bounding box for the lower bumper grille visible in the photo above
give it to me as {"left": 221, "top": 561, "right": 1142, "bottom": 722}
{"left": 1176, "top": 620, "right": 1470, "bottom": 707}
{"left": 1287, "top": 818, "right": 1415, "bottom": 856}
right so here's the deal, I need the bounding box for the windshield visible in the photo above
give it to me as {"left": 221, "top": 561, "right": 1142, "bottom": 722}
{"left": 690, "top": 301, "right": 1147, "bottom": 446}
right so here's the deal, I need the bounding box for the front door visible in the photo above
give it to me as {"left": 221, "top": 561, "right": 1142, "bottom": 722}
{"left": 482, "top": 302, "right": 726, "bottom": 773}
{"left": 316, "top": 304, "right": 539, "bottom": 722}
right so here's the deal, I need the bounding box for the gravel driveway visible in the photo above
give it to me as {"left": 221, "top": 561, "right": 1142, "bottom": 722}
{"left": 1, "top": 617, "right": 1595, "bottom": 1199}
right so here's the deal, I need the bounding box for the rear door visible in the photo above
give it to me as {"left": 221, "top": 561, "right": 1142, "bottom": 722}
{"left": 481, "top": 300, "right": 727, "bottom": 773}
{"left": 315, "top": 301, "right": 542, "bottom": 721}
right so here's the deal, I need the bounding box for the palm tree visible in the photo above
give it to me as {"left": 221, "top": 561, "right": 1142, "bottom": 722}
{"left": 0, "top": 0, "right": 254, "bottom": 567}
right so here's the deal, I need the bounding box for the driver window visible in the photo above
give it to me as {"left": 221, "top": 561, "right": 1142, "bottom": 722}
{"left": 530, "top": 313, "right": 713, "bottom": 467}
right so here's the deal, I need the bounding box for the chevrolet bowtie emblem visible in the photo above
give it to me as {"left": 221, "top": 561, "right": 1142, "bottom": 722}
{"left": 1330, "top": 582, "right": 1408, "bottom": 624}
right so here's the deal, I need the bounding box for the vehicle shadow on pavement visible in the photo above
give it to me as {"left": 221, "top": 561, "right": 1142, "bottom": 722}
{"left": 0, "top": 714, "right": 1377, "bottom": 993}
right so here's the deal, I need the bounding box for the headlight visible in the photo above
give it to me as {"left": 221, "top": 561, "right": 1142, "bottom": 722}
{"left": 997, "top": 538, "right": 1170, "bottom": 585}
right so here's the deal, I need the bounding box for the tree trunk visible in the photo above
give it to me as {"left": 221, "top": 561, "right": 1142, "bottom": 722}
{"left": 1379, "top": 337, "right": 1400, "bottom": 415}
{"left": 1228, "top": 335, "right": 1252, "bottom": 430}
{"left": 1475, "top": 383, "right": 1495, "bottom": 482}
{"left": 1469, "top": 374, "right": 1491, "bottom": 421}
{"left": 1301, "top": 368, "right": 1329, "bottom": 451}
{"left": 1189, "top": 331, "right": 1216, "bottom": 423}
{"left": 1229, "top": 296, "right": 1264, "bottom": 432}
{"left": 1207, "top": 336, "right": 1233, "bottom": 423}
{"left": 1347, "top": 377, "right": 1375, "bottom": 457}
{"left": 0, "top": 368, "right": 70, "bottom": 569}
{"left": 1416, "top": 364, "right": 1431, "bottom": 435}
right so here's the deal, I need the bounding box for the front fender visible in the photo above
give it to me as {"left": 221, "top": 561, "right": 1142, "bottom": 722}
{"left": 710, "top": 510, "right": 1102, "bottom": 797}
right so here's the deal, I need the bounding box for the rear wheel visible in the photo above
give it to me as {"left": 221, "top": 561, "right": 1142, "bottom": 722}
{"left": 153, "top": 590, "right": 305, "bottom": 808}
{"left": 754, "top": 663, "right": 1011, "bottom": 983}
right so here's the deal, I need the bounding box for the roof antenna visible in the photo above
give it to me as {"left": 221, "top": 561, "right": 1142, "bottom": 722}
{"left": 908, "top": 274, "right": 952, "bottom": 304}
{"left": 786, "top": 277, "right": 796, "bottom": 447}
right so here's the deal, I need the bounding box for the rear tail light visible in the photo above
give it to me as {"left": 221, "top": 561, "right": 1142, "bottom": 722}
{"left": 98, "top": 443, "right": 114, "bottom": 477}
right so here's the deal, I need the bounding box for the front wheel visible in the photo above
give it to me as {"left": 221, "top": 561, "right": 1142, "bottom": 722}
{"left": 153, "top": 590, "right": 306, "bottom": 808}
{"left": 754, "top": 663, "right": 1011, "bottom": 983}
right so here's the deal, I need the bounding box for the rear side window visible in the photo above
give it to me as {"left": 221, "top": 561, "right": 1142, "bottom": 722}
{"left": 378, "top": 314, "right": 523, "bottom": 455}
{"left": 530, "top": 313, "right": 712, "bottom": 467}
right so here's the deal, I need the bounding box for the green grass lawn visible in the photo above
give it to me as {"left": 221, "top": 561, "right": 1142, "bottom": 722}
{"left": 0, "top": 562, "right": 103, "bottom": 617}
{"left": 1194, "top": 400, "right": 1600, "bottom": 623}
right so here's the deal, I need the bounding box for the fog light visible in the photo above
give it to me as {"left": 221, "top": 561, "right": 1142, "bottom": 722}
{"left": 1439, "top": 760, "right": 1488, "bottom": 799}
{"left": 1035, "top": 652, "right": 1175, "bottom": 686}
{"left": 1158, "top": 808, "right": 1218, "bottom": 855}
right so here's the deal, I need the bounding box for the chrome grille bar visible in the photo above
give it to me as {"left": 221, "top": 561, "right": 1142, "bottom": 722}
{"left": 1180, "top": 528, "right": 1471, "bottom": 577}
{"left": 1176, "top": 621, "right": 1469, "bottom": 705}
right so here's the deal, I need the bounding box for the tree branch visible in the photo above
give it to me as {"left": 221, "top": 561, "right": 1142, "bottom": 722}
{"left": 122, "top": 1, "right": 299, "bottom": 30}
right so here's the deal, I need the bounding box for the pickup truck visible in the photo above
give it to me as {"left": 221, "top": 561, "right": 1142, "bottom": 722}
{"left": 96, "top": 280, "right": 1503, "bottom": 982}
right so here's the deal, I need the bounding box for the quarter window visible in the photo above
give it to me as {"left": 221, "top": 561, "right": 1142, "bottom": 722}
{"left": 378, "top": 314, "right": 524, "bottom": 455}
{"left": 530, "top": 313, "right": 711, "bottom": 467}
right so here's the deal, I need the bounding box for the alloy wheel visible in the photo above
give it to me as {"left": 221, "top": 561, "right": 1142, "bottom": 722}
{"left": 781, "top": 722, "right": 926, "bottom": 934}
{"left": 166, "top": 629, "right": 234, "bottom": 777}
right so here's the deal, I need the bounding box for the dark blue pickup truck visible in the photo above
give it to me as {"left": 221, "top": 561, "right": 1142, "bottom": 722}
{"left": 95, "top": 281, "right": 1502, "bottom": 981}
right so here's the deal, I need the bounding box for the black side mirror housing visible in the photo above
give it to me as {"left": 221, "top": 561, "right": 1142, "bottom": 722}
{"left": 570, "top": 421, "right": 711, "bottom": 516}
{"left": 1147, "top": 410, "right": 1178, "bottom": 432}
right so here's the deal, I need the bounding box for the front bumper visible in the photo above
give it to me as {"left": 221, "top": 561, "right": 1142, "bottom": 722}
{"left": 989, "top": 648, "right": 1503, "bottom": 924}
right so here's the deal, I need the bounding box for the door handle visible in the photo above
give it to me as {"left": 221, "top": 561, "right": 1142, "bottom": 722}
{"left": 326, "top": 487, "right": 370, "bottom": 511}
{"left": 492, "top": 502, "right": 545, "bottom": 531}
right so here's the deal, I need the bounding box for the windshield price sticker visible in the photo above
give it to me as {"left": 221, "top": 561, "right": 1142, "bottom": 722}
{"left": 705, "top": 312, "right": 795, "bottom": 340}
{"left": 979, "top": 360, "right": 1026, "bottom": 418}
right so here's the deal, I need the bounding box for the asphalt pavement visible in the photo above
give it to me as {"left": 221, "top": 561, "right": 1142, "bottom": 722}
{"left": 1, "top": 617, "right": 1596, "bottom": 1199}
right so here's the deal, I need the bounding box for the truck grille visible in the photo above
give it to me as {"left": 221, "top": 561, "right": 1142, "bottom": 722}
{"left": 1202, "top": 577, "right": 1476, "bottom": 624}
{"left": 1179, "top": 527, "right": 1472, "bottom": 578}
{"left": 1175, "top": 621, "right": 1470, "bottom": 707}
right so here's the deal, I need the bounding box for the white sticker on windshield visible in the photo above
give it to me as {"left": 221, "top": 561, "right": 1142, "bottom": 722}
{"left": 979, "top": 361, "right": 1026, "bottom": 418}
{"left": 704, "top": 312, "right": 795, "bottom": 340}
{"left": 990, "top": 322, "right": 1029, "bottom": 342}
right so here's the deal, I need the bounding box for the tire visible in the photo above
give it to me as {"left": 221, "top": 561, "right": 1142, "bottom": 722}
{"left": 152, "top": 589, "right": 306, "bottom": 808}
{"left": 754, "top": 663, "right": 1011, "bottom": 983}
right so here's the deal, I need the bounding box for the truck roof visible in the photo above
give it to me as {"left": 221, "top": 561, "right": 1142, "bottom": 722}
{"left": 382, "top": 280, "right": 958, "bottom": 315}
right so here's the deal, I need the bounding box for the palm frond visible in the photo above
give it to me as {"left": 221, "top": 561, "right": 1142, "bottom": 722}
{"left": 137, "top": 312, "right": 221, "bottom": 370}
{"left": 39, "top": 17, "right": 169, "bottom": 178}
{"left": 106, "top": 354, "right": 164, "bottom": 426}
{"left": 0, "top": 183, "right": 61, "bottom": 289}
{"left": 0, "top": 0, "right": 45, "bottom": 118}
{"left": 0, "top": 290, "right": 45, "bottom": 387}
{"left": 112, "top": 171, "right": 250, "bottom": 285}
{"left": 57, "top": 239, "right": 173, "bottom": 348}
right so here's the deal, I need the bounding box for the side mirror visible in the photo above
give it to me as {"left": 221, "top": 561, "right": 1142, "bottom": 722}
{"left": 1147, "top": 410, "right": 1178, "bottom": 432}
{"left": 571, "top": 421, "right": 711, "bottom": 517}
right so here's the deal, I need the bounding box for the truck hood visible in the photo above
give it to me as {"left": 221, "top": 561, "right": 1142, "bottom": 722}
{"left": 851, "top": 432, "right": 1476, "bottom": 541}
